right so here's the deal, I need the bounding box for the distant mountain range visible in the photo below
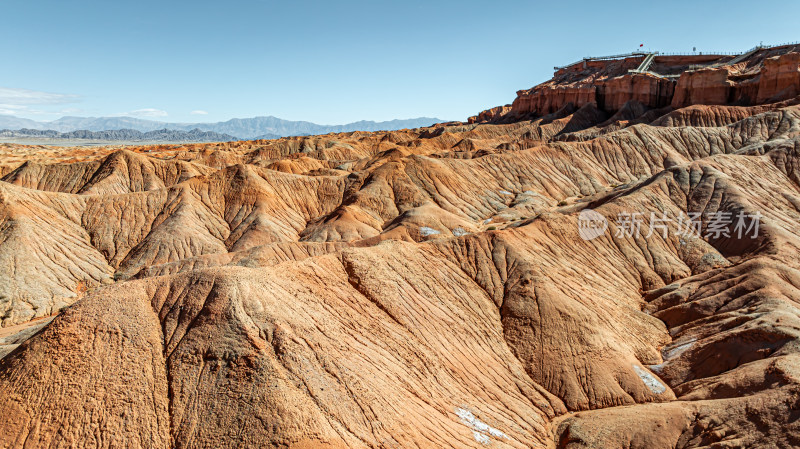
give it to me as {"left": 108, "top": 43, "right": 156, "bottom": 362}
{"left": 0, "top": 115, "right": 445, "bottom": 141}
{"left": 0, "top": 128, "right": 238, "bottom": 143}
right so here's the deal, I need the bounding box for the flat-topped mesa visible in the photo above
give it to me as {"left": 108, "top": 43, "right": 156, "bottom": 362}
{"left": 470, "top": 44, "right": 800, "bottom": 123}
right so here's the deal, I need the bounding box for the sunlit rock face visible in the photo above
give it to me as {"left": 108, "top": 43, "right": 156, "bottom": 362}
{"left": 472, "top": 44, "right": 800, "bottom": 124}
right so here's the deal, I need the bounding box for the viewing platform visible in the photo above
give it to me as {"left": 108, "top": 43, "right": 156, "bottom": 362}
{"left": 552, "top": 42, "right": 800, "bottom": 79}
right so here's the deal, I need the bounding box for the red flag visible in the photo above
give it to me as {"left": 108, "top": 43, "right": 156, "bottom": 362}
{"left": 639, "top": 44, "right": 644, "bottom": 47}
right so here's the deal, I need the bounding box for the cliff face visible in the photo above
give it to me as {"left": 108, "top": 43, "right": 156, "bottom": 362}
{"left": 671, "top": 67, "right": 737, "bottom": 108}
{"left": 473, "top": 45, "right": 800, "bottom": 123}
{"left": 598, "top": 73, "right": 675, "bottom": 110}
{"left": 757, "top": 51, "right": 800, "bottom": 103}
{"left": 671, "top": 52, "right": 800, "bottom": 108}
{"left": 511, "top": 85, "right": 596, "bottom": 116}
{"left": 467, "top": 105, "right": 512, "bottom": 124}
{"left": 507, "top": 73, "right": 676, "bottom": 119}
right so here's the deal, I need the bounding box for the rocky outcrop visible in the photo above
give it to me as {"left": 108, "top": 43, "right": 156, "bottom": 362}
{"left": 598, "top": 73, "right": 675, "bottom": 110}
{"left": 478, "top": 45, "right": 800, "bottom": 124}
{"left": 509, "top": 72, "right": 675, "bottom": 119}
{"left": 468, "top": 105, "right": 512, "bottom": 124}
{"left": 669, "top": 51, "right": 800, "bottom": 109}
{"left": 757, "top": 51, "right": 800, "bottom": 103}
{"left": 671, "top": 67, "right": 743, "bottom": 108}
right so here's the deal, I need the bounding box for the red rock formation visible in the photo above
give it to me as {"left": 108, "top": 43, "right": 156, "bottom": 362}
{"left": 479, "top": 45, "right": 800, "bottom": 124}
{"left": 598, "top": 73, "right": 675, "bottom": 110}
{"left": 757, "top": 51, "right": 800, "bottom": 103}
{"left": 468, "top": 104, "right": 511, "bottom": 124}
{"left": 512, "top": 84, "right": 596, "bottom": 116}
{"left": 671, "top": 67, "right": 737, "bottom": 108}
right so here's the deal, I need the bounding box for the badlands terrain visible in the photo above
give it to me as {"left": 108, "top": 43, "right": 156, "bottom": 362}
{"left": 1, "top": 44, "right": 800, "bottom": 448}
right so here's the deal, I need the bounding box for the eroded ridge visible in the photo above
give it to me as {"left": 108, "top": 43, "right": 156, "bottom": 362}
{"left": 1, "top": 47, "right": 800, "bottom": 448}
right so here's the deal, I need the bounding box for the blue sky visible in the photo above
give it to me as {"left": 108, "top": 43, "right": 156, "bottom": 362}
{"left": 1, "top": 0, "right": 798, "bottom": 124}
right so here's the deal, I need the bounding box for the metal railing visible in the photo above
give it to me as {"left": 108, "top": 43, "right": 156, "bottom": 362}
{"left": 554, "top": 51, "right": 649, "bottom": 71}
{"left": 720, "top": 46, "right": 762, "bottom": 66}
{"left": 760, "top": 41, "right": 800, "bottom": 48}
{"left": 584, "top": 51, "right": 650, "bottom": 61}
{"left": 552, "top": 42, "right": 799, "bottom": 73}
{"left": 657, "top": 51, "right": 742, "bottom": 56}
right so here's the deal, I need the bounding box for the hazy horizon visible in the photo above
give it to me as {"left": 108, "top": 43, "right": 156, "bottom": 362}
{"left": 0, "top": 113, "right": 446, "bottom": 126}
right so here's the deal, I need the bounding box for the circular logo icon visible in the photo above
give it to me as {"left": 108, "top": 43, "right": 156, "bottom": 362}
{"left": 578, "top": 208, "right": 608, "bottom": 240}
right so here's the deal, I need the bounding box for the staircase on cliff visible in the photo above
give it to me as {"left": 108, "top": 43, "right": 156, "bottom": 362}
{"left": 695, "top": 46, "right": 764, "bottom": 71}
{"left": 629, "top": 53, "right": 657, "bottom": 74}
{"left": 726, "top": 45, "right": 762, "bottom": 65}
